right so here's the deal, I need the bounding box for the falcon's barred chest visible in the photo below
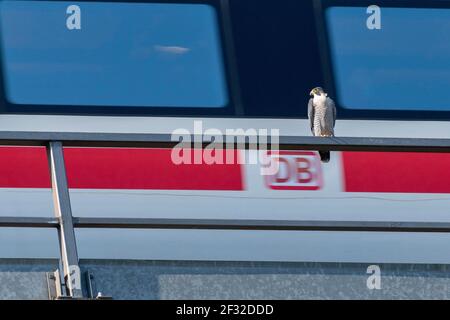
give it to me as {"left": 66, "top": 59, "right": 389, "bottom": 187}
{"left": 312, "top": 97, "right": 335, "bottom": 137}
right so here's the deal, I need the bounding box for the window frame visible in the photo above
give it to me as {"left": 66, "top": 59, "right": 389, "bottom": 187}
{"left": 0, "top": 0, "right": 241, "bottom": 117}
{"left": 316, "top": 0, "right": 450, "bottom": 121}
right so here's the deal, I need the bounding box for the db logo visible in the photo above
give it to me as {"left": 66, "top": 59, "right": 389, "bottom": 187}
{"left": 265, "top": 151, "right": 323, "bottom": 190}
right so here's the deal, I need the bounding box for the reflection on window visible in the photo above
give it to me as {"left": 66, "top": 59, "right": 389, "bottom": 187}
{"left": 326, "top": 7, "right": 450, "bottom": 111}
{"left": 0, "top": 1, "right": 228, "bottom": 108}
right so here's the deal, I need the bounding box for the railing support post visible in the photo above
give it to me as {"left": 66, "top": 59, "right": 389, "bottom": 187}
{"left": 47, "top": 141, "right": 82, "bottom": 298}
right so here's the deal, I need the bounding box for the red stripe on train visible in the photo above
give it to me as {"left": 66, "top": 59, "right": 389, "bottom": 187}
{"left": 0, "top": 147, "right": 244, "bottom": 190}
{"left": 342, "top": 152, "right": 450, "bottom": 193}
{"left": 3, "top": 147, "right": 449, "bottom": 193}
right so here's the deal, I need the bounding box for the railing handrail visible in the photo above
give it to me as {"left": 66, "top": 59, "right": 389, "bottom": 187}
{"left": 0, "top": 131, "right": 448, "bottom": 152}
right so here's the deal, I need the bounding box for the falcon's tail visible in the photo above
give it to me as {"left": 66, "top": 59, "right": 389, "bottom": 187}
{"left": 319, "top": 151, "right": 330, "bottom": 163}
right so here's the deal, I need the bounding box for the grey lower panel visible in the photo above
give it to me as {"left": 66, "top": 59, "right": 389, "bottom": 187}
{"left": 0, "top": 259, "right": 59, "bottom": 300}
{"left": 80, "top": 260, "right": 450, "bottom": 300}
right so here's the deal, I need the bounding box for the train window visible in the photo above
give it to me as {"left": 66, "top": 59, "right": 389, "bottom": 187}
{"left": 0, "top": 1, "right": 228, "bottom": 108}
{"left": 326, "top": 6, "right": 450, "bottom": 111}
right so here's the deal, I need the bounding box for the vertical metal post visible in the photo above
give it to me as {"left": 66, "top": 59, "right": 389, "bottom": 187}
{"left": 47, "top": 141, "right": 83, "bottom": 298}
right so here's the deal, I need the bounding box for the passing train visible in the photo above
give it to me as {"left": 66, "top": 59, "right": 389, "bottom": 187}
{"left": 0, "top": 0, "right": 450, "bottom": 264}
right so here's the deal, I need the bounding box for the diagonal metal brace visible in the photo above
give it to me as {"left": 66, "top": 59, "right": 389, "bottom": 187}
{"left": 47, "top": 141, "right": 83, "bottom": 298}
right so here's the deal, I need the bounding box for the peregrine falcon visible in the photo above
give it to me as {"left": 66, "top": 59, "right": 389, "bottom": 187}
{"left": 308, "top": 87, "right": 336, "bottom": 163}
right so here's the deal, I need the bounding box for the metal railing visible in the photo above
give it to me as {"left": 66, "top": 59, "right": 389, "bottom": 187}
{"left": 2, "top": 131, "right": 450, "bottom": 298}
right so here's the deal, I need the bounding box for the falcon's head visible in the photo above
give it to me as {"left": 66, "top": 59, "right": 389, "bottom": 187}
{"left": 310, "top": 87, "right": 327, "bottom": 97}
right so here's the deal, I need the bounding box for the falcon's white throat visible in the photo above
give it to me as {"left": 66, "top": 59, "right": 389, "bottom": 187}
{"left": 313, "top": 93, "right": 327, "bottom": 106}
